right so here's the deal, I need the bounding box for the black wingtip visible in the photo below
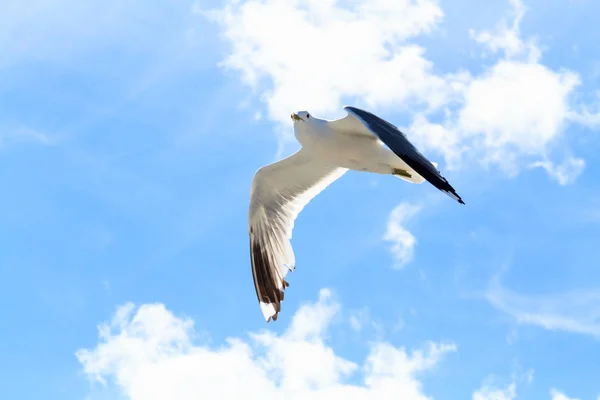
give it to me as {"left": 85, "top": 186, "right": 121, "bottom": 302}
{"left": 454, "top": 194, "right": 465, "bottom": 205}
{"left": 443, "top": 189, "right": 465, "bottom": 205}
{"left": 454, "top": 191, "right": 465, "bottom": 205}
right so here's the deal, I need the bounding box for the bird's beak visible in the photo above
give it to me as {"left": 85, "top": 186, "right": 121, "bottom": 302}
{"left": 291, "top": 113, "right": 302, "bottom": 122}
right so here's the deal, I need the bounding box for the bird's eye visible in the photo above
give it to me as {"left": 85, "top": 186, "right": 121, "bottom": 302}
{"left": 306, "top": 113, "right": 310, "bottom": 118}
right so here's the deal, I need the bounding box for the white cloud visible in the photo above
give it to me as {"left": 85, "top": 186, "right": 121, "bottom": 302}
{"left": 550, "top": 389, "right": 580, "bottom": 400}
{"left": 468, "top": 0, "right": 539, "bottom": 62}
{"left": 529, "top": 156, "right": 585, "bottom": 185}
{"left": 383, "top": 202, "right": 421, "bottom": 268}
{"left": 457, "top": 62, "right": 579, "bottom": 161}
{"left": 473, "top": 382, "right": 517, "bottom": 400}
{"left": 207, "top": 0, "right": 464, "bottom": 123}
{"left": 485, "top": 274, "right": 600, "bottom": 339}
{"left": 210, "top": 0, "right": 595, "bottom": 184}
{"left": 77, "top": 289, "right": 457, "bottom": 400}
{"left": 418, "top": 0, "right": 583, "bottom": 175}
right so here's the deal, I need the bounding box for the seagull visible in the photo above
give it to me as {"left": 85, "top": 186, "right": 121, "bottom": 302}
{"left": 248, "top": 106, "right": 464, "bottom": 322}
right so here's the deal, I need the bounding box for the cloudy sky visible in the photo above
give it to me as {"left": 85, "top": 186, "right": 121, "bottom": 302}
{"left": 2, "top": 0, "right": 600, "bottom": 399}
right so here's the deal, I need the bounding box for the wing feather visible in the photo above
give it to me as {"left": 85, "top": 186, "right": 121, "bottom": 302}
{"left": 249, "top": 148, "right": 347, "bottom": 322}
{"left": 342, "top": 106, "right": 465, "bottom": 204}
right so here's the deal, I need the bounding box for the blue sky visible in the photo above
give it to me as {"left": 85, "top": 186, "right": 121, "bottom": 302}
{"left": 2, "top": 0, "right": 600, "bottom": 399}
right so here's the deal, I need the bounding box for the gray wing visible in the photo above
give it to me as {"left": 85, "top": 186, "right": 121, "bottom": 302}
{"left": 249, "top": 148, "right": 347, "bottom": 322}
{"left": 342, "top": 106, "right": 465, "bottom": 205}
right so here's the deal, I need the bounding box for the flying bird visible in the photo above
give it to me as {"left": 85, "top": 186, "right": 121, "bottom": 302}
{"left": 248, "top": 106, "right": 464, "bottom": 322}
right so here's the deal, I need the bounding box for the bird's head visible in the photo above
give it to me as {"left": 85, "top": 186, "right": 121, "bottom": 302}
{"left": 290, "top": 111, "right": 314, "bottom": 124}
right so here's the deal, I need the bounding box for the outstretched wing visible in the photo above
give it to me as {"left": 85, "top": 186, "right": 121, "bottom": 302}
{"left": 249, "top": 148, "right": 347, "bottom": 322}
{"left": 342, "top": 106, "right": 465, "bottom": 204}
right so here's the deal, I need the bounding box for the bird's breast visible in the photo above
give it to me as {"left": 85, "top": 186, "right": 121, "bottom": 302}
{"left": 293, "top": 124, "right": 324, "bottom": 148}
{"left": 294, "top": 124, "right": 375, "bottom": 167}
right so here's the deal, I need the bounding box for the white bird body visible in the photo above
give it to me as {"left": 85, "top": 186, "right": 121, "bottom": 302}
{"left": 248, "top": 106, "right": 464, "bottom": 322}
{"left": 293, "top": 112, "right": 423, "bottom": 182}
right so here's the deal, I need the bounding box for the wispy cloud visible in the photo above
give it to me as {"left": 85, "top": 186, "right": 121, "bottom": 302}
{"left": 485, "top": 272, "right": 600, "bottom": 339}
{"left": 550, "top": 389, "right": 580, "bottom": 400}
{"left": 383, "top": 202, "right": 422, "bottom": 268}
{"left": 472, "top": 364, "right": 534, "bottom": 400}
{"left": 0, "top": 126, "right": 53, "bottom": 147}
{"left": 469, "top": 0, "right": 539, "bottom": 62}
{"left": 76, "top": 289, "right": 457, "bottom": 399}
{"left": 529, "top": 156, "right": 585, "bottom": 185}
